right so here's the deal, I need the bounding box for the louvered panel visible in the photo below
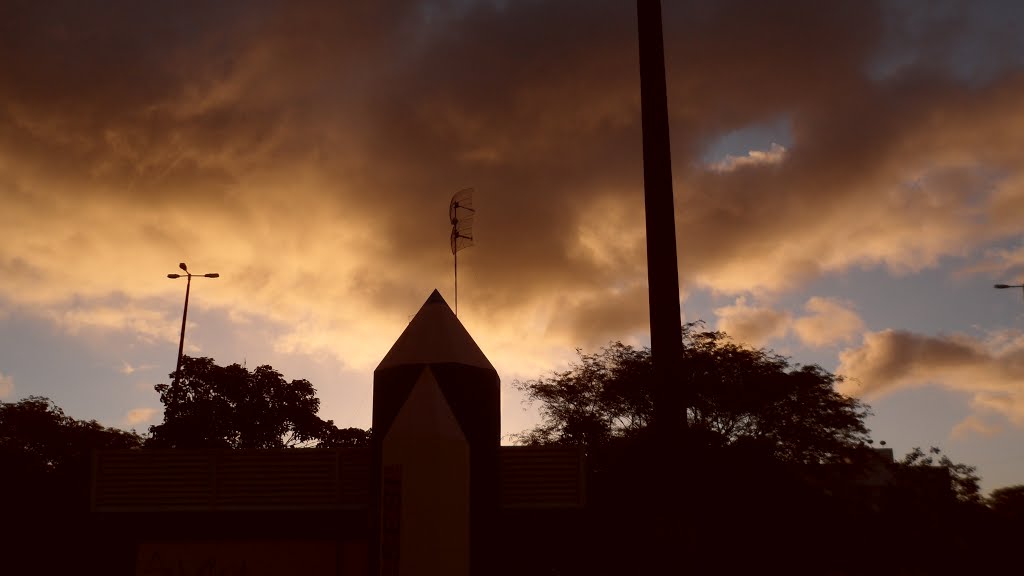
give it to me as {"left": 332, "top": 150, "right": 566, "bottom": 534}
{"left": 338, "top": 448, "right": 371, "bottom": 509}
{"left": 93, "top": 451, "right": 213, "bottom": 511}
{"left": 94, "top": 447, "right": 587, "bottom": 512}
{"left": 93, "top": 449, "right": 372, "bottom": 512}
{"left": 499, "top": 446, "right": 585, "bottom": 509}
{"left": 215, "top": 450, "right": 340, "bottom": 510}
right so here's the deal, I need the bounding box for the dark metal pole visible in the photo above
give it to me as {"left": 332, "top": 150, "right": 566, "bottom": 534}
{"left": 638, "top": 0, "right": 685, "bottom": 437}
{"left": 175, "top": 273, "right": 191, "bottom": 382}
{"left": 637, "top": 0, "right": 688, "bottom": 568}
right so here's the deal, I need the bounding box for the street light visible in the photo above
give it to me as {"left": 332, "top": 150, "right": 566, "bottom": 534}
{"left": 994, "top": 283, "right": 1024, "bottom": 300}
{"left": 168, "top": 262, "right": 219, "bottom": 383}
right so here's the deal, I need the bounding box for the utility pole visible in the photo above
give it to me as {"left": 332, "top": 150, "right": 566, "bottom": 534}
{"left": 637, "top": 0, "right": 687, "bottom": 568}
{"left": 638, "top": 0, "right": 685, "bottom": 442}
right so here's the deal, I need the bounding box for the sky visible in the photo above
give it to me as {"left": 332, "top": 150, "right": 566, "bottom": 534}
{"left": 3, "top": 0, "right": 1024, "bottom": 493}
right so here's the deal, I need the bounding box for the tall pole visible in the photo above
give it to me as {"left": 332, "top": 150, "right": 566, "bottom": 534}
{"left": 638, "top": 0, "right": 685, "bottom": 440}
{"left": 637, "top": 0, "right": 687, "bottom": 568}
{"left": 175, "top": 273, "right": 192, "bottom": 381}
{"left": 168, "top": 263, "right": 219, "bottom": 384}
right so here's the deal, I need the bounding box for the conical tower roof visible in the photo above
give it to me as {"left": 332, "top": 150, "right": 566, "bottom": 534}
{"left": 376, "top": 290, "right": 495, "bottom": 372}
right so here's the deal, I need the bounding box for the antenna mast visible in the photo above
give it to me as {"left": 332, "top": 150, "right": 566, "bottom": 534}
{"left": 449, "top": 188, "right": 475, "bottom": 316}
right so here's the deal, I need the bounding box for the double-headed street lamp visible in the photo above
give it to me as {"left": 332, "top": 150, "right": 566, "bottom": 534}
{"left": 168, "top": 262, "right": 219, "bottom": 382}
{"left": 994, "top": 283, "right": 1024, "bottom": 300}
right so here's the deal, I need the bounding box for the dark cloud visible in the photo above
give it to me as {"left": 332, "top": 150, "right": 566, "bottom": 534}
{"left": 2, "top": 0, "right": 1024, "bottom": 360}
{"left": 839, "top": 329, "right": 986, "bottom": 390}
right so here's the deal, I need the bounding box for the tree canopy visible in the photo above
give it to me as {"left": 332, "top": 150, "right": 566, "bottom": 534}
{"left": 511, "top": 324, "right": 1000, "bottom": 574}
{"left": 1, "top": 395, "right": 142, "bottom": 470}
{"left": 1, "top": 395, "right": 142, "bottom": 510}
{"left": 901, "top": 445, "right": 982, "bottom": 504}
{"left": 515, "top": 323, "right": 872, "bottom": 465}
{"left": 148, "top": 355, "right": 366, "bottom": 449}
{"left": 989, "top": 484, "right": 1024, "bottom": 518}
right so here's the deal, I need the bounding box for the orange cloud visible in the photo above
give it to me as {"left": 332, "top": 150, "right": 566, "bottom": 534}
{"left": 838, "top": 329, "right": 1024, "bottom": 430}
{"left": 951, "top": 414, "right": 1002, "bottom": 440}
{"left": 792, "top": 297, "right": 864, "bottom": 348}
{"left": 1, "top": 0, "right": 1023, "bottom": 386}
{"left": 708, "top": 143, "right": 787, "bottom": 173}
{"left": 714, "top": 297, "right": 791, "bottom": 347}
{"left": 0, "top": 371, "right": 14, "bottom": 399}
{"left": 124, "top": 407, "right": 160, "bottom": 427}
{"left": 713, "top": 296, "right": 864, "bottom": 349}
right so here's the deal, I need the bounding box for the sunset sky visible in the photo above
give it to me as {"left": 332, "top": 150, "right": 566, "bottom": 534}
{"left": 3, "top": 1, "right": 1024, "bottom": 492}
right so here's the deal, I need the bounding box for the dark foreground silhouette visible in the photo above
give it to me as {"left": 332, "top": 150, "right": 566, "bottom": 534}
{"left": 2, "top": 341, "right": 1021, "bottom": 575}
{"left": 3, "top": 433, "right": 1021, "bottom": 575}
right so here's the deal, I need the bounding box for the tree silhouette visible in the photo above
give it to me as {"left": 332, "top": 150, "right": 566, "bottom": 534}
{"left": 514, "top": 323, "right": 871, "bottom": 464}
{"left": 1, "top": 396, "right": 142, "bottom": 511}
{"left": 148, "top": 355, "right": 366, "bottom": 449}
{"left": 989, "top": 484, "right": 1024, "bottom": 518}
{"left": 900, "top": 445, "right": 981, "bottom": 504}
{"left": 318, "top": 424, "right": 372, "bottom": 448}
{"left": 509, "top": 325, "right": 997, "bottom": 575}
{"left": 2, "top": 397, "right": 141, "bottom": 574}
{"left": 511, "top": 325, "right": 875, "bottom": 575}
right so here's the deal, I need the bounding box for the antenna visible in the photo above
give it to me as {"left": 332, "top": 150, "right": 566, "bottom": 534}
{"left": 449, "top": 188, "right": 475, "bottom": 316}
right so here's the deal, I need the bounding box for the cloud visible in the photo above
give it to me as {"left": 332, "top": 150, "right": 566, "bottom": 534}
{"left": 958, "top": 240, "right": 1024, "bottom": 278}
{"left": 713, "top": 296, "right": 864, "bottom": 349}
{"left": 46, "top": 302, "right": 182, "bottom": 344}
{"left": 0, "top": 0, "right": 1023, "bottom": 376}
{"left": 709, "top": 143, "right": 787, "bottom": 172}
{"left": 0, "top": 371, "right": 13, "bottom": 399}
{"left": 119, "top": 361, "right": 156, "bottom": 375}
{"left": 838, "top": 329, "right": 1024, "bottom": 429}
{"left": 124, "top": 407, "right": 159, "bottom": 427}
{"left": 714, "top": 297, "right": 791, "bottom": 347}
{"left": 951, "top": 414, "right": 1002, "bottom": 440}
{"left": 792, "top": 297, "right": 864, "bottom": 347}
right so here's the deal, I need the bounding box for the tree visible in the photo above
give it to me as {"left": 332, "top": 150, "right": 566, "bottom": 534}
{"left": 148, "top": 355, "right": 366, "bottom": 449}
{"left": 513, "top": 326, "right": 885, "bottom": 574}
{"left": 513, "top": 341, "right": 647, "bottom": 447}
{"left": 900, "top": 446, "right": 982, "bottom": 504}
{"left": 1, "top": 395, "right": 143, "bottom": 470}
{"left": 318, "top": 425, "right": 372, "bottom": 448}
{"left": 1, "top": 398, "right": 142, "bottom": 573}
{"left": 1, "top": 396, "right": 142, "bottom": 510}
{"left": 514, "top": 323, "right": 872, "bottom": 465}
{"left": 989, "top": 484, "right": 1024, "bottom": 518}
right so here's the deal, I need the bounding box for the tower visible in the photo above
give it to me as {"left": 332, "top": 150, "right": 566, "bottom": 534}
{"left": 371, "top": 290, "right": 500, "bottom": 576}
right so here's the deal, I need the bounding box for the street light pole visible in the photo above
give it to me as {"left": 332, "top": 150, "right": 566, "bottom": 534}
{"left": 168, "top": 262, "right": 219, "bottom": 383}
{"left": 176, "top": 270, "right": 191, "bottom": 377}
{"left": 994, "top": 283, "right": 1024, "bottom": 300}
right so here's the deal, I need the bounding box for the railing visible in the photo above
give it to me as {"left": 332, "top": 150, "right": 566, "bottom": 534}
{"left": 499, "top": 446, "right": 586, "bottom": 509}
{"left": 92, "top": 446, "right": 585, "bottom": 512}
{"left": 92, "top": 448, "right": 370, "bottom": 512}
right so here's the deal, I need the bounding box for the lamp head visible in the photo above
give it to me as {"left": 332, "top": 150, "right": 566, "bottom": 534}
{"left": 179, "top": 262, "right": 188, "bottom": 272}
{"left": 204, "top": 273, "right": 219, "bottom": 278}
{"left": 995, "top": 284, "right": 1013, "bottom": 289}
{"left": 167, "top": 274, "right": 181, "bottom": 279}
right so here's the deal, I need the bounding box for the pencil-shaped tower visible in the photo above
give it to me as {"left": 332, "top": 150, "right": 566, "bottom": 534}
{"left": 372, "top": 289, "right": 500, "bottom": 576}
